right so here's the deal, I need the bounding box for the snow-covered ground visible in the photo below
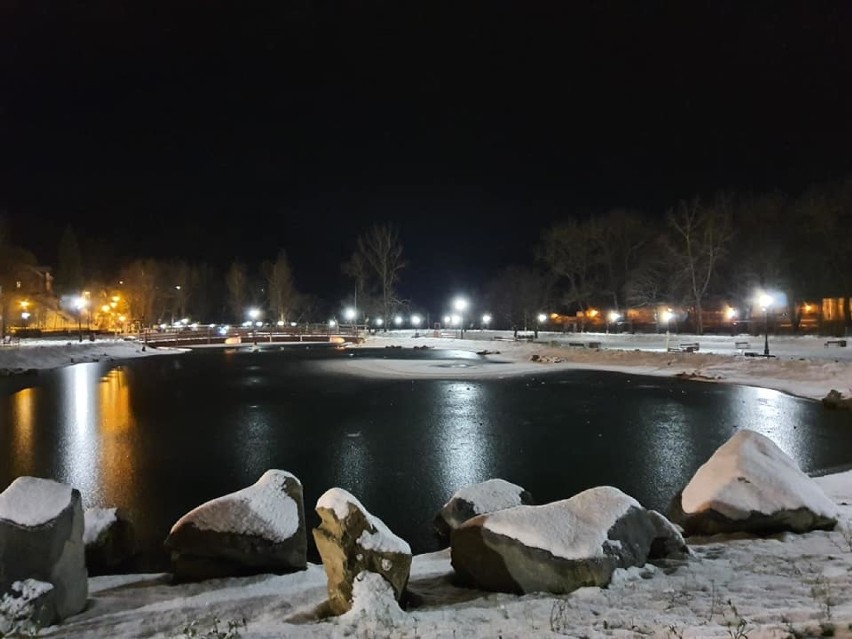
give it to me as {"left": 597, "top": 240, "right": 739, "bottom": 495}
{"left": 2, "top": 330, "right": 852, "bottom": 637}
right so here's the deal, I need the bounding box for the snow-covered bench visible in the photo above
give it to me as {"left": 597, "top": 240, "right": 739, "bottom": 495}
{"left": 825, "top": 339, "right": 847, "bottom": 348}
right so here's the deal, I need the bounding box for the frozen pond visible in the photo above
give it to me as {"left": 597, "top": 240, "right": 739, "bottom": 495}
{"left": 2, "top": 346, "right": 851, "bottom": 570}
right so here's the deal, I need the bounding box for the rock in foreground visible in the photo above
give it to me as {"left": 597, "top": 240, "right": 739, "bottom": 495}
{"left": 313, "top": 488, "right": 411, "bottom": 615}
{"left": 0, "top": 477, "right": 88, "bottom": 623}
{"left": 669, "top": 429, "right": 838, "bottom": 536}
{"left": 84, "top": 507, "right": 138, "bottom": 575}
{"left": 451, "top": 486, "right": 678, "bottom": 595}
{"left": 165, "top": 469, "right": 307, "bottom": 582}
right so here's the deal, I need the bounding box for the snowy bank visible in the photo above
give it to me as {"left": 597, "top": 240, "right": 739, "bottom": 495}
{"left": 0, "top": 339, "right": 184, "bottom": 375}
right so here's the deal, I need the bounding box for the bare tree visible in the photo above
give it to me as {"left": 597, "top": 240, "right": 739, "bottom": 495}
{"left": 594, "top": 209, "right": 653, "bottom": 310}
{"left": 119, "top": 259, "right": 160, "bottom": 329}
{"left": 665, "top": 196, "right": 732, "bottom": 334}
{"left": 485, "top": 265, "right": 552, "bottom": 331}
{"left": 262, "top": 249, "right": 298, "bottom": 323}
{"left": 226, "top": 261, "right": 248, "bottom": 323}
{"left": 352, "top": 224, "right": 406, "bottom": 325}
{"left": 537, "top": 218, "right": 601, "bottom": 312}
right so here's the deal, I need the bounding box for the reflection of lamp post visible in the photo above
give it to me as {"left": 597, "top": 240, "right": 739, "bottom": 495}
{"left": 758, "top": 293, "right": 773, "bottom": 356}
{"left": 453, "top": 297, "right": 468, "bottom": 339}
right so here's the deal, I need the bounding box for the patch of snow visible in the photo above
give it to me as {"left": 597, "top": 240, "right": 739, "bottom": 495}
{"left": 483, "top": 486, "right": 640, "bottom": 560}
{"left": 0, "top": 476, "right": 73, "bottom": 527}
{"left": 681, "top": 429, "right": 839, "bottom": 519}
{"left": 0, "top": 579, "right": 53, "bottom": 620}
{"left": 170, "top": 470, "right": 300, "bottom": 542}
{"left": 444, "top": 478, "right": 526, "bottom": 515}
{"left": 338, "top": 571, "right": 404, "bottom": 625}
{"left": 84, "top": 507, "right": 118, "bottom": 545}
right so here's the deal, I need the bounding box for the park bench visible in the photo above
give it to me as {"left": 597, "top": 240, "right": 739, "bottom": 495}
{"left": 516, "top": 333, "right": 535, "bottom": 342}
{"left": 567, "top": 341, "right": 602, "bottom": 349}
{"left": 735, "top": 340, "right": 750, "bottom": 349}
{"left": 825, "top": 339, "right": 847, "bottom": 348}
{"left": 668, "top": 342, "right": 699, "bottom": 353}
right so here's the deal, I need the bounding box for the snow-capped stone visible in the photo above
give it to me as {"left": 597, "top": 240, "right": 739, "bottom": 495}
{"left": 165, "top": 470, "right": 306, "bottom": 582}
{"left": 314, "top": 488, "right": 411, "bottom": 615}
{"left": 339, "top": 571, "right": 405, "bottom": 625}
{"left": 84, "top": 507, "right": 137, "bottom": 575}
{"left": 669, "top": 429, "right": 838, "bottom": 536}
{"left": 434, "top": 478, "right": 533, "bottom": 544}
{"left": 0, "top": 579, "right": 56, "bottom": 635}
{"left": 451, "top": 486, "right": 675, "bottom": 594}
{"left": 0, "top": 477, "right": 88, "bottom": 622}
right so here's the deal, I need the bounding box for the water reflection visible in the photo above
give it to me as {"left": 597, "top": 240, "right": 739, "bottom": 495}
{"left": 431, "top": 382, "right": 491, "bottom": 498}
{"left": 9, "top": 387, "right": 37, "bottom": 477}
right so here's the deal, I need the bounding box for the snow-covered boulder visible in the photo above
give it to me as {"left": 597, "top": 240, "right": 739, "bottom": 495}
{"left": 0, "top": 579, "right": 56, "bottom": 635}
{"left": 434, "top": 478, "right": 533, "bottom": 545}
{"left": 0, "top": 477, "right": 88, "bottom": 622}
{"left": 165, "top": 470, "right": 306, "bottom": 582}
{"left": 313, "top": 488, "right": 412, "bottom": 616}
{"left": 669, "top": 429, "right": 838, "bottom": 536}
{"left": 451, "top": 486, "right": 679, "bottom": 594}
{"left": 84, "top": 507, "right": 137, "bottom": 575}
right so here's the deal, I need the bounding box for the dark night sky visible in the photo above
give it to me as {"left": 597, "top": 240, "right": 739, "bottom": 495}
{"left": 2, "top": 1, "right": 851, "bottom": 310}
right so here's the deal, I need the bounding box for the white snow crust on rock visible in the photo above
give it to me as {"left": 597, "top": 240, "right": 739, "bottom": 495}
{"left": 170, "top": 470, "right": 299, "bottom": 542}
{"left": 83, "top": 507, "right": 118, "bottom": 545}
{"left": 443, "top": 478, "right": 526, "bottom": 514}
{"left": 0, "top": 477, "right": 73, "bottom": 527}
{"left": 681, "top": 429, "right": 839, "bottom": 520}
{"left": 317, "top": 488, "right": 411, "bottom": 555}
{"left": 483, "top": 486, "right": 640, "bottom": 560}
{"left": 0, "top": 579, "right": 53, "bottom": 619}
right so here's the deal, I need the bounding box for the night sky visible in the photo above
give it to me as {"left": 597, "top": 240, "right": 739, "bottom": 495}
{"left": 2, "top": 1, "right": 851, "bottom": 309}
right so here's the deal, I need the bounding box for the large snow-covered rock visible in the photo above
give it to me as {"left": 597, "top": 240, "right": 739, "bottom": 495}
{"left": 451, "top": 486, "right": 681, "bottom": 595}
{"left": 434, "top": 478, "right": 533, "bottom": 545}
{"left": 0, "top": 579, "right": 56, "bottom": 635}
{"left": 313, "top": 488, "right": 412, "bottom": 615}
{"left": 0, "top": 477, "right": 88, "bottom": 622}
{"left": 669, "top": 429, "right": 838, "bottom": 536}
{"left": 84, "top": 507, "right": 137, "bottom": 575}
{"left": 165, "top": 470, "right": 307, "bottom": 582}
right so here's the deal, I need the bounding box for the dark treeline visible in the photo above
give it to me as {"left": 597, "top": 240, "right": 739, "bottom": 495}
{"left": 2, "top": 175, "right": 852, "bottom": 333}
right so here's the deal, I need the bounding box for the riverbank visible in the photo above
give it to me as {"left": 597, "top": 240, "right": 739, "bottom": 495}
{"left": 0, "top": 338, "right": 184, "bottom": 376}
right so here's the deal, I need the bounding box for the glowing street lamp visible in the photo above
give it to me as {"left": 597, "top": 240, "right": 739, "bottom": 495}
{"left": 607, "top": 310, "right": 621, "bottom": 334}
{"left": 410, "top": 314, "right": 422, "bottom": 327}
{"left": 757, "top": 292, "right": 774, "bottom": 356}
{"left": 74, "top": 296, "right": 87, "bottom": 342}
{"left": 343, "top": 307, "right": 357, "bottom": 336}
{"left": 453, "top": 297, "right": 468, "bottom": 338}
{"left": 481, "top": 313, "right": 492, "bottom": 330}
{"left": 393, "top": 315, "right": 403, "bottom": 327}
{"left": 661, "top": 309, "right": 674, "bottom": 351}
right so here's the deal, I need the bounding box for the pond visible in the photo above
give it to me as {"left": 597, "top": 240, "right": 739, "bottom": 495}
{"left": 1, "top": 346, "right": 851, "bottom": 571}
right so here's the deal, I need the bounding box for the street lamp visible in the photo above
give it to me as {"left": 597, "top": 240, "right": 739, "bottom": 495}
{"left": 74, "top": 296, "right": 87, "bottom": 342}
{"left": 481, "top": 313, "right": 492, "bottom": 330}
{"left": 453, "top": 297, "right": 468, "bottom": 338}
{"left": 247, "top": 308, "right": 261, "bottom": 344}
{"left": 758, "top": 292, "right": 773, "bottom": 356}
{"left": 607, "top": 311, "right": 621, "bottom": 334}
{"left": 661, "top": 309, "right": 674, "bottom": 352}
{"left": 344, "top": 307, "right": 357, "bottom": 336}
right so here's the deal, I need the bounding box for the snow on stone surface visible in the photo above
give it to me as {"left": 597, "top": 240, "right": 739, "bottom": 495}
{"left": 0, "top": 579, "right": 53, "bottom": 619}
{"left": 0, "top": 476, "right": 73, "bottom": 527}
{"left": 443, "top": 478, "right": 526, "bottom": 514}
{"left": 317, "top": 488, "right": 411, "bottom": 555}
{"left": 338, "top": 571, "right": 405, "bottom": 625}
{"left": 482, "top": 486, "right": 640, "bottom": 560}
{"left": 170, "top": 470, "right": 299, "bottom": 542}
{"left": 83, "top": 507, "right": 118, "bottom": 545}
{"left": 681, "top": 429, "right": 839, "bottom": 519}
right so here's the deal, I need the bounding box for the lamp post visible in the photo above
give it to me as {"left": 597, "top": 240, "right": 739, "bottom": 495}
{"left": 481, "top": 313, "right": 492, "bottom": 331}
{"left": 74, "top": 297, "right": 87, "bottom": 342}
{"left": 247, "top": 308, "right": 261, "bottom": 345}
{"left": 661, "top": 309, "right": 673, "bottom": 352}
{"left": 344, "top": 307, "right": 357, "bottom": 337}
{"left": 759, "top": 293, "right": 773, "bottom": 356}
{"left": 453, "top": 297, "right": 468, "bottom": 339}
{"left": 536, "top": 313, "right": 546, "bottom": 339}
